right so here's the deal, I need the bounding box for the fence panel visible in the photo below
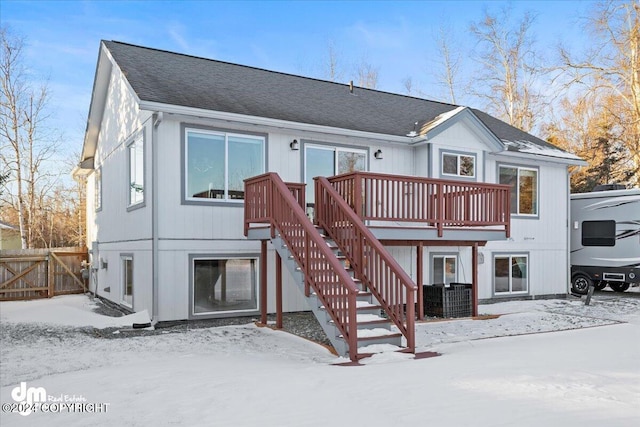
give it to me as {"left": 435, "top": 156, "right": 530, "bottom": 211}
{"left": 0, "top": 247, "right": 88, "bottom": 301}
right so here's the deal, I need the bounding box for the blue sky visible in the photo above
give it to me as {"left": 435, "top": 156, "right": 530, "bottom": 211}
{"left": 1, "top": 0, "right": 596, "bottom": 158}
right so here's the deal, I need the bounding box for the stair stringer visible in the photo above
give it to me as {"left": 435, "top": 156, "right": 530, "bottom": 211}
{"left": 269, "top": 232, "right": 403, "bottom": 359}
{"left": 270, "top": 234, "right": 349, "bottom": 357}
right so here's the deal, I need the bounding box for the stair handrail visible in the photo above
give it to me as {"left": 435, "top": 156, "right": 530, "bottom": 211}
{"left": 315, "top": 176, "right": 417, "bottom": 353}
{"left": 244, "top": 172, "right": 361, "bottom": 361}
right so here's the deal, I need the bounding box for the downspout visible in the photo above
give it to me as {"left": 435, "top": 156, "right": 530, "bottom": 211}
{"left": 151, "top": 112, "right": 163, "bottom": 324}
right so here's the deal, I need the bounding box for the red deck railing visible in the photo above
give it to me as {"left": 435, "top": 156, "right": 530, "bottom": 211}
{"left": 329, "top": 172, "right": 511, "bottom": 237}
{"left": 244, "top": 173, "right": 361, "bottom": 361}
{"left": 315, "top": 177, "right": 417, "bottom": 353}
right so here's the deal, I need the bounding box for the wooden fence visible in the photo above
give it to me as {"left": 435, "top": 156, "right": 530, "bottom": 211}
{"left": 0, "top": 247, "right": 88, "bottom": 301}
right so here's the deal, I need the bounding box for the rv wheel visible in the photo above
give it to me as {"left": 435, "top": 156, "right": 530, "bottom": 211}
{"left": 571, "top": 275, "right": 592, "bottom": 295}
{"left": 609, "top": 283, "right": 630, "bottom": 292}
{"left": 594, "top": 281, "right": 607, "bottom": 291}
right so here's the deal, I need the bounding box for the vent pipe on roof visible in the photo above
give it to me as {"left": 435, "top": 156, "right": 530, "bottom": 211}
{"left": 349, "top": 80, "right": 354, "bottom": 94}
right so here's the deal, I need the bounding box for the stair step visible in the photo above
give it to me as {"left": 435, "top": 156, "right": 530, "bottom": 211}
{"left": 272, "top": 222, "right": 410, "bottom": 360}
{"left": 356, "top": 313, "right": 389, "bottom": 324}
{"left": 356, "top": 344, "right": 405, "bottom": 358}
{"left": 357, "top": 328, "right": 401, "bottom": 340}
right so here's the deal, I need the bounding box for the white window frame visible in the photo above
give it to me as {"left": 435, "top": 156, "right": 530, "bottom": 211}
{"left": 304, "top": 144, "right": 368, "bottom": 176}
{"left": 441, "top": 152, "right": 476, "bottom": 178}
{"left": 121, "top": 255, "right": 133, "bottom": 308}
{"left": 184, "top": 128, "right": 265, "bottom": 203}
{"left": 493, "top": 254, "right": 529, "bottom": 295}
{"left": 127, "top": 134, "right": 144, "bottom": 208}
{"left": 432, "top": 254, "right": 458, "bottom": 285}
{"left": 191, "top": 255, "right": 259, "bottom": 317}
{"left": 498, "top": 164, "right": 539, "bottom": 216}
{"left": 95, "top": 167, "right": 102, "bottom": 212}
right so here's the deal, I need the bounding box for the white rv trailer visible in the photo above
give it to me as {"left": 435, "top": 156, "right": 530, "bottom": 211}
{"left": 570, "top": 188, "right": 640, "bottom": 294}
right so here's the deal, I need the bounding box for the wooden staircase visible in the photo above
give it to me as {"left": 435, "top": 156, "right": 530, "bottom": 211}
{"left": 244, "top": 172, "right": 416, "bottom": 361}
{"left": 270, "top": 228, "right": 403, "bottom": 358}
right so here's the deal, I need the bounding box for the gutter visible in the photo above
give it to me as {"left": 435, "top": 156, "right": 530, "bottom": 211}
{"left": 487, "top": 149, "right": 587, "bottom": 167}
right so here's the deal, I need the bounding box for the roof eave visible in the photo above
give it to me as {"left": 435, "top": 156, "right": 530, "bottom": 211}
{"left": 138, "top": 100, "right": 415, "bottom": 144}
{"left": 489, "top": 149, "right": 587, "bottom": 166}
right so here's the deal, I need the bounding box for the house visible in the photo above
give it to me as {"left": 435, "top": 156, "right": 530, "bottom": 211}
{"left": 0, "top": 221, "right": 21, "bottom": 250}
{"left": 75, "top": 41, "right": 585, "bottom": 359}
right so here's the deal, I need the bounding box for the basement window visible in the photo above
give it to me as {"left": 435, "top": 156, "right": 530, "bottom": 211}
{"left": 192, "top": 257, "right": 258, "bottom": 315}
{"left": 494, "top": 254, "right": 528, "bottom": 295}
{"left": 432, "top": 255, "right": 457, "bottom": 285}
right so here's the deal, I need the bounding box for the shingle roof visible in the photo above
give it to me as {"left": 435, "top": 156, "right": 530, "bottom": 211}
{"left": 103, "top": 40, "right": 569, "bottom": 155}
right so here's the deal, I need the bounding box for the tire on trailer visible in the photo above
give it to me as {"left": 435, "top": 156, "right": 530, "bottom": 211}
{"left": 594, "top": 281, "right": 607, "bottom": 291}
{"left": 571, "top": 274, "right": 592, "bottom": 295}
{"left": 609, "top": 282, "right": 630, "bottom": 292}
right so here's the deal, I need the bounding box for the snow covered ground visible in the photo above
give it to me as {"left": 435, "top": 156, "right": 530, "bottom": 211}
{"left": 1, "top": 291, "right": 639, "bottom": 426}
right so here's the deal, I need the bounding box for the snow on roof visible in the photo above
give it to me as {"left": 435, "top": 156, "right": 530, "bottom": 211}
{"left": 418, "top": 106, "right": 466, "bottom": 135}
{"left": 503, "top": 139, "right": 584, "bottom": 161}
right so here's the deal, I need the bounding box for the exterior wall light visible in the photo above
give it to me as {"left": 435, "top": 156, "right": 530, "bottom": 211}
{"left": 374, "top": 149, "right": 383, "bottom": 159}
{"left": 290, "top": 139, "right": 299, "bottom": 150}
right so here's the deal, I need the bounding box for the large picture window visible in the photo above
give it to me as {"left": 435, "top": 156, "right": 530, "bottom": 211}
{"left": 442, "top": 153, "right": 475, "bottom": 178}
{"left": 494, "top": 254, "right": 528, "bottom": 295}
{"left": 128, "top": 135, "right": 144, "bottom": 206}
{"left": 192, "top": 257, "right": 258, "bottom": 315}
{"left": 499, "top": 165, "right": 538, "bottom": 216}
{"left": 185, "top": 129, "right": 265, "bottom": 201}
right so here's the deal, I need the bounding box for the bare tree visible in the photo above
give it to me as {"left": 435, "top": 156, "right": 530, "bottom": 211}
{"left": 401, "top": 76, "right": 414, "bottom": 96}
{"left": 354, "top": 58, "right": 379, "bottom": 89}
{"left": 433, "top": 24, "right": 462, "bottom": 104}
{"left": 321, "top": 40, "right": 344, "bottom": 83}
{"left": 0, "top": 27, "right": 60, "bottom": 248}
{"left": 558, "top": 0, "right": 640, "bottom": 186}
{"left": 469, "top": 6, "right": 542, "bottom": 132}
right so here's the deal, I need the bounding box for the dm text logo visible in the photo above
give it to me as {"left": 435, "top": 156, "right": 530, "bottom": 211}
{"left": 11, "top": 382, "right": 46, "bottom": 416}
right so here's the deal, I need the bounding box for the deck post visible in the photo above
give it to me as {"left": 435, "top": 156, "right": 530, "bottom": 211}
{"left": 472, "top": 242, "right": 478, "bottom": 317}
{"left": 416, "top": 243, "right": 424, "bottom": 320}
{"left": 260, "top": 240, "right": 268, "bottom": 325}
{"left": 276, "top": 251, "right": 283, "bottom": 329}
